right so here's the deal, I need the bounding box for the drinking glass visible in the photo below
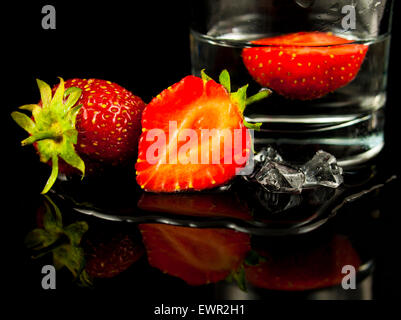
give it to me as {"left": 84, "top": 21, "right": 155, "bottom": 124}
{"left": 190, "top": 0, "right": 394, "bottom": 166}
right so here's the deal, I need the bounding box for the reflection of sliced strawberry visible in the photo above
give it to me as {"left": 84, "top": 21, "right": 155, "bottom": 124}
{"left": 85, "top": 234, "right": 144, "bottom": 279}
{"left": 135, "top": 70, "right": 270, "bottom": 193}
{"left": 242, "top": 32, "right": 368, "bottom": 100}
{"left": 138, "top": 193, "right": 251, "bottom": 220}
{"left": 139, "top": 224, "right": 250, "bottom": 285}
{"left": 245, "top": 235, "right": 361, "bottom": 291}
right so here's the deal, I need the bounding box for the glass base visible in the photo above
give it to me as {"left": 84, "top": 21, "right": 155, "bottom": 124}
{"left": 250, "top": 108, "right": 385, "bottom": 168}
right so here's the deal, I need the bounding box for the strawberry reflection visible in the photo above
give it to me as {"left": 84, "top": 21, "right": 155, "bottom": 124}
{"left": 138, "top": 192, "right": 251, "bottom": 220}
{"left": 245, "top": 235, "right": 361, "bottom": 291}
{"left": 25, "top": 196, "right": 90, "bottom": 283}
{"left": 139, "top": 224, "right": 251, "bottom": 287}
{"left": 84, "top": 233, "right": 144, "bottom": 279}
{"left": 245, "top": 185, "right": 337, "bottom": 226}
{"left": 25, "top": 195, "right": 144, "bottom": 285}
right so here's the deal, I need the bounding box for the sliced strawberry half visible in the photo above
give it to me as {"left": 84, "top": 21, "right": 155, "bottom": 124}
{"left": 135, "top": 70, "right": 270, "bottom": 192}
{"left": 242, "top": 32, "right": 368, "bottom": 100}
{"left": 139, "top": 224, "right": 251, "bottom": 286}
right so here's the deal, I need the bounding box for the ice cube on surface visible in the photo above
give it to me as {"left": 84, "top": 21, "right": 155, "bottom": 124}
{"left": 254, "top": 146, "right": 284, "bottom": 163}
{"left": 255, "top": 161, "right": 305, "bottom": 193}
{"left": 302, "top": 150, "right": 344, "bottom": 188}
{"left": 244, "top": 147, "right": 344, "bottom": 193}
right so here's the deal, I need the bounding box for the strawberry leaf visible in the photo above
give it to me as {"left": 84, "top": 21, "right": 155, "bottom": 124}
{"left": 243, "top": 119, "right": 262, "bottom": 131}
{"left": 36, "top": 79, "right": 52, "bottom": 109}
{"left": 63, "top": 87, "right": 82, "bottom": 113}
{"left": 246, "top": 89, "right": 272, "bottom": 106}
{"left": 68, "top": 104, "right": 83, "bottom": 126}
{"left": 50, "top": 77, "right": 65, "bottom": 115}
{"left": 52, "top": 244, "right": 85, "bottom": 278}
{"left": 11, "top": 111, "right": 36, "bottom": 134}
{"left": 31, "top": 104, "right": 43, "bottom": 124}
{"left": 78, "top": 270, "right": 93, "bottom": 287}
{"left": 219, "top": 69, "right": 231, "bottom": 93}
{"left": 19, "top": 104, "right": 39, "bottom": 112}
{"left": 230, "top": 85, "right": 248, "bottom": 114}
{"left": 201, "top": 69, "right": 213, "bottom": 82}
{"left": 25, "top": 228, "right": 60, "bottom": 251}
{"left": 25, "top": 196, "right": 64, "bottom": 250}
{"left": 42, "top": 154, "right": 59, "bottom": 194}
{"left": 60, "top": 141, "right": 85, "bottom": 177}
{"left": 64, "top": 221, "right": 89, "bottom": 246}
{"left": 42, "top": 196, "right": 63, "bottom": 230}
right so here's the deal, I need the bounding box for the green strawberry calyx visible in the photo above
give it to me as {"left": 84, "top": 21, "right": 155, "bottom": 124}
{"left": 11, "top": 78, "right": 85, "bottom": 194}
{"left": 201, "top": 69, "right": 272, "bottom": 130}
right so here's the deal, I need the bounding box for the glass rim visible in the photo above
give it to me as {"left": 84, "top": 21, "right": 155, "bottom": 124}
{"left": 190, "top": 29, "right": 391, "bottom": 48}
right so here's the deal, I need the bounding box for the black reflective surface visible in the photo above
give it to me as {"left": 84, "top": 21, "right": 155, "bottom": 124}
{"left": 4, "top": 149, "right": 399, "bottom": 301}
{"left": 49, "top": 160, "right": 395, "bottom": 237}
{"left": 2, "top": 1, "right": 401, "bottom": 311}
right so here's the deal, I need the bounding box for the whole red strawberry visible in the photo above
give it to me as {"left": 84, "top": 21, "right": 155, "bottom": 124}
{"left": 12, "top": 78, "right": 145, "bottom": 193}
{"left": 135, "top": 70, "right": 270, "bottom": 193}
{"left": 242, "top": 32, "right": 368, "bottom": 100}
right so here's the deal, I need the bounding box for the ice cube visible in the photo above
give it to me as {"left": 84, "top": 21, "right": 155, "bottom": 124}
{"left": 302, "top": 150, "right": 344, "bottom": 188}
{"left": 244, "top": 147, "right": 285, "bottom": 182}
{"left": 254, "top": 146, "right": 284, "bottom": 163}
{"left": 243, "top": 147, "right": 344, "bottom": 193}
{"left": 254, "top": 161, "right": 305, "bottom": 193}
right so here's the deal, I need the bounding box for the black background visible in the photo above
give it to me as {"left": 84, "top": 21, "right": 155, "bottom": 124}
{"left": 1, "top": 0, "right": 400, "bottom": 314}
{"left": 2, "top": 1, "right": 193, "bottom": 197}
{"left": 2, "top": 1, "right": 400, "bottom": 196}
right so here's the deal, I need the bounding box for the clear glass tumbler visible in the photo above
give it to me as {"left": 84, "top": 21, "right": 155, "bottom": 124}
{"left": 190, "top": 0, "right": 394, "bottom": 167}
